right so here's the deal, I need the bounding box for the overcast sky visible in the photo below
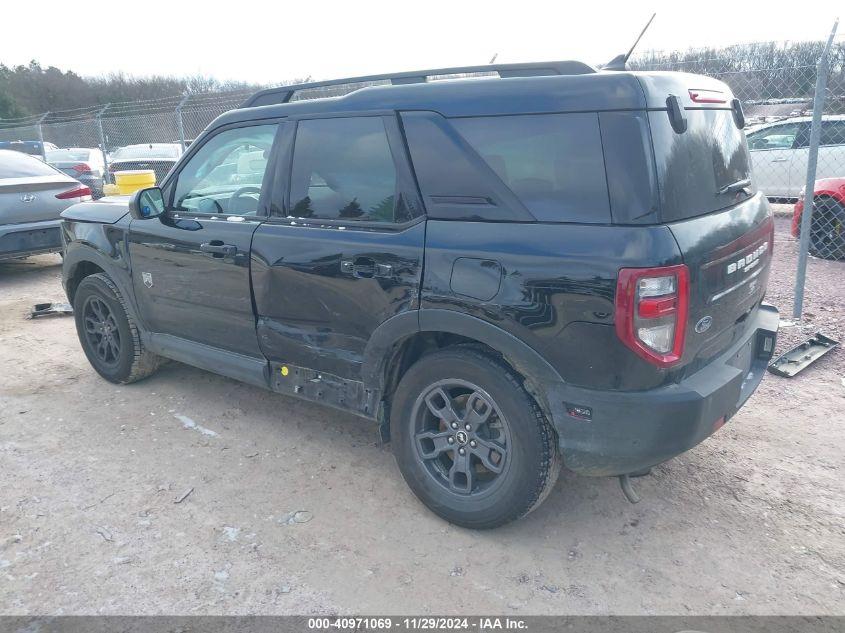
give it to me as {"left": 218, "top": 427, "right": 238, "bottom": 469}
{"left": 2, "top": 0, "right": 841, "bottom": 85}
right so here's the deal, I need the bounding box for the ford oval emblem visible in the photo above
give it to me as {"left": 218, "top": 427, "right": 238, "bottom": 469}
{"left": 695, "top": 316, "right": 713, "bottom": 334}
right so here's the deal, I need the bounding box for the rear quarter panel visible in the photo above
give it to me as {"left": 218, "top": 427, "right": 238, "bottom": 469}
{"left": 421, "top": 221, "right": 684, "bottom": 390}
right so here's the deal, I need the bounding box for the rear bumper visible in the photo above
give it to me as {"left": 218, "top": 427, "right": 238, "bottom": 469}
{"left": 0, "top": 219, "right": 63, "bottom": 260}
{"left": 551, "top": 303, "right": 779, "bottom": 476}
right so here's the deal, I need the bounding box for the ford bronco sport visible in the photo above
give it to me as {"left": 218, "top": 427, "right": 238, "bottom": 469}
{"left": 61, "top": 61, "right": 779, "bottom": 528}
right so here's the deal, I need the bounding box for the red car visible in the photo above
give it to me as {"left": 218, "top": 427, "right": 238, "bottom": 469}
{"left": 792, "top": 177, "right": 845, "bottom": 259}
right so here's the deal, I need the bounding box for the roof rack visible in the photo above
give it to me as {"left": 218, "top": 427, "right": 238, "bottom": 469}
{"left": 241, "top": 60, "right": 597, "bottom": 108}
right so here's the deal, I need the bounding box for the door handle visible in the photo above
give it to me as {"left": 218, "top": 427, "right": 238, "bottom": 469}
{"left": 200, "top": 241, "right": 237, "bottom": 257}
{"left": 340, "top": 257, "right": 392, "bottom": 279}
{"left": 771, "top": 158, "right": 789, "bottom": 162}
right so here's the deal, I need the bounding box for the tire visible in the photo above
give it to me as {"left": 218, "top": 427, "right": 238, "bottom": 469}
{"left": 808, "top": 198, "right": 845, "bottom": 260}
{"left": 390, "top": 347, "right": 561, "bottom": 529}
{"left": 73, "top": 273, "right": 162, "bottom": 384}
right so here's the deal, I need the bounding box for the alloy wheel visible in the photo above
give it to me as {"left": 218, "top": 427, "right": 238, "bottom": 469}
{"left": 412, "top": 379, "right": 512, "bottom": 496}
{"left": 82, "top": 296, "right": 121, "bottom": 366}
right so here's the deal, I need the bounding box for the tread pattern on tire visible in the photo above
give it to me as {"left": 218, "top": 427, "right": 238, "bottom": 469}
{"left": 399, "top": 345, "right": 562, "bottom": 528}
{"left": 450, "top": 344, "right": 561, "bottom": 518}
{"left": 80, "top": 273, "right": 162, "bottom": 384}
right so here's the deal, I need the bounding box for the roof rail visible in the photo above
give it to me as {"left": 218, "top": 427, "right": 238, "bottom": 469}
{"left": 241, "top": 60, "right": 597, "bottom": 108}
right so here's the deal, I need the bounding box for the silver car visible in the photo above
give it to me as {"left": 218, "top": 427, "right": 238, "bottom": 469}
{"left": 0, "top": 149, "right": 91, "bottom": 261}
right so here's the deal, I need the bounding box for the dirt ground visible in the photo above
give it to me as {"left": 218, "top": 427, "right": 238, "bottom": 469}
{"left": 0, "top": 216, "right": 843, "bottom": 616}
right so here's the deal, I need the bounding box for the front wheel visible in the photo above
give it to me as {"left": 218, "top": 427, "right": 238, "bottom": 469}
{"left": 73, "top": 273, "right": 162, "bottom": 384}
{"left": 390, "top": 347, "right": 561, "bottom": 529}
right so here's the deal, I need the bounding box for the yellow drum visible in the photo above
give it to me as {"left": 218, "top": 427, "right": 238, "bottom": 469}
{"left": 113, "top": 170, "right": 156, "bottom": 195}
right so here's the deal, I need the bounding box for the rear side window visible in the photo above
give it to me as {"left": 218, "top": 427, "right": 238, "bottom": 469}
{"left": 289, "top": 117, "right": 400, "bottom": 222}
{"left": 451, "top": 113, "right": 610, "bottom": 223}
{"left": 0, "top": 150, "right": 61, "bottom": 178}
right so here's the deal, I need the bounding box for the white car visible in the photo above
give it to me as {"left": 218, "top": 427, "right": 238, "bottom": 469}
{"left": 747, "top": 115, "right": 845, "bottom": 199}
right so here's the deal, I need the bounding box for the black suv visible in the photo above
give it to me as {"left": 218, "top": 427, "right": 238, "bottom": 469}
{"left": 61, "top": 61, "right": 779, "bottom": 528}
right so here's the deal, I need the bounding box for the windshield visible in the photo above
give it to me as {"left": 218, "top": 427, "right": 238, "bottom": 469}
{"left": 111, "top": 144, "right": 181, "bottom": 160}
{"left": 649, "top": 109, "right": 753, "bottom": 221}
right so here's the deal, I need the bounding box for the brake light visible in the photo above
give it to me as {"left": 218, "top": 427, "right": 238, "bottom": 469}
{"left": 688, "top": 88, "right": 726, "bottom": 104}
{"left": 71, "top": 163, "right": 92, "bottom": 174}
{"left": 56, "top": 185, "right": 92, "bottom": 200}
{"left": 615, "top": 265, "right": 690, "bottom": 367}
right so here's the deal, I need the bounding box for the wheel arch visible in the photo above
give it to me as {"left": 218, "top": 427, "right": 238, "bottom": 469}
{"left": 363, "top": 309, "right": 563, "bottom": 423}
{"left": 63, "top": 242, "right": 143, "bottom": 330}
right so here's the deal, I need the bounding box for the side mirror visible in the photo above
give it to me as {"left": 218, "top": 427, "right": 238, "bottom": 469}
{"left": 129, "top": 187, "right": 165, "bottom": 220}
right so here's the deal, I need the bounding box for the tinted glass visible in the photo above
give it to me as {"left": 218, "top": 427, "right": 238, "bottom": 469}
{"left": 289, "top": 117, "right": 397, "bottom": 222}
{"left": 649, "top": 109, "right": 752, "bottom": 221}
{"left": 820, "top": 121, "right": 845, "bottom": 146}
{"left": 747, "top": 123, "right": 800, "bottom": 150}
{"left": 452, "top": 113, "right": 610, "bottom": 223}
{"left": 0, "top": 149, "right": 62, "bottom": 178}
{"left": 174, "top": 124, "right": 277, "bottom": 215}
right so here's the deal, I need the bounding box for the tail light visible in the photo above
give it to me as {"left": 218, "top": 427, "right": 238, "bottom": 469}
{"left": 56, "top": 185, "right": 92, "bottom": 200}
{"left": 71, "top": 163, "right": 92, "bottom": 174}
{"left": 615, "top": 264, "right": 690, "bottom": 367}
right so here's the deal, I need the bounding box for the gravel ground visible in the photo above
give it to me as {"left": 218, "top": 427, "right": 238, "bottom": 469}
{"left": 0, "top": 217, "right": 842, "bottom": 615}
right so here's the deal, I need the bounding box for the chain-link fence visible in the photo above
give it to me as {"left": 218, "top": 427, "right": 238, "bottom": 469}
{"left": 0, "top": 89, "right": 254, "bottom": 193}
{"left": 1, "top": 28, "right": 843, "bottom": 312}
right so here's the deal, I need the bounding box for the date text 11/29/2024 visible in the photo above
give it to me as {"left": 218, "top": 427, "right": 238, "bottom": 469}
{"left": 307, "top": 617, "right": 528, "bottom": 630}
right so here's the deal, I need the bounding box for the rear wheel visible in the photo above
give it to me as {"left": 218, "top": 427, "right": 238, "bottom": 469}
{"left": 73, "top": 273, "right": 162, "bottom": 384}
{"left": 808, "top": 197, "right": 845, "bottom": 260}
{"left": 391, "top": 347, "right": 561, "bottom": 529}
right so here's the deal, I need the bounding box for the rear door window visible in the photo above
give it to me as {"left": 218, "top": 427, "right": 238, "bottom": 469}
{"left": 820, "top": 120, "right": 845, "bottom": 146}
{"left": 451, "top": 113, "right": 610, "bottom": 223}
{"left": 289, "top": 117, "right": 403, "bottom": 222}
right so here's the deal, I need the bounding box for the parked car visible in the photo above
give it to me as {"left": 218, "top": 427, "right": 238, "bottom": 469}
{"left": 46, "top": 147, "right": 107, "bottom": 198}
{"left": 0, "top": 140, "right": 58, "bottom": 159}
{"left": 108, "top": 143, "right": 182, "bottom": 184}
{"left": 747, "top": 115, "right": 845, "bottom": 200}
{"left": 0, "top": 149, "right": 91, "bottom": 261}
{"left": 61, "top": 62, "right": 778, "bottom": 528}
{"left": 792, "top": 177, "right": 845, "bottom": 259}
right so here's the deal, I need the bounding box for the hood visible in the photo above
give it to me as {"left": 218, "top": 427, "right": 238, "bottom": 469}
{"left": 61, "top": 195, "right": 130, "bottom": 224}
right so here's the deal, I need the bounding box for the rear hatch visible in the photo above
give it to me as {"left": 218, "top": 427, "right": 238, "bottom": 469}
{"left": 0, "top": 175, "right": 88, "bottom": 224}
{"left": 641, "top": 73, "right": 774, "bottom": 372}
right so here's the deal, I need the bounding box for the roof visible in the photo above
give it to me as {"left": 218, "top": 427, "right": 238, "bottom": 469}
{"left": 206, "top": 65, "right": 732, "bottom": 132}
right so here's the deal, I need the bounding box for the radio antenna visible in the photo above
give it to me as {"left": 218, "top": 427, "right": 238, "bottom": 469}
{"left": 603, "top": 13, "right": 656, "bottom": 71}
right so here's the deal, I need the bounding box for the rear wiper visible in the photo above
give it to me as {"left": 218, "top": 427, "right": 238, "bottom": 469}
{"left": 717, "top": 178, "right": 752, "bottom": 196}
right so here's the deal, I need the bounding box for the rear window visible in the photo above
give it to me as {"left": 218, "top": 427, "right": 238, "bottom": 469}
{"left": 46, "top": 149, "right": 91, "bottom": 162}
{"left": 0, "top": 150, "right": 61, "bottom": 178}
{"left": 649, "top": 109, "right": 752, "bottom": 221}
{"left": 451, "top": 113, "right": 610, "bottom": 223}
{"left": 111, "top": 144, "right": 180, "bottom": 160}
